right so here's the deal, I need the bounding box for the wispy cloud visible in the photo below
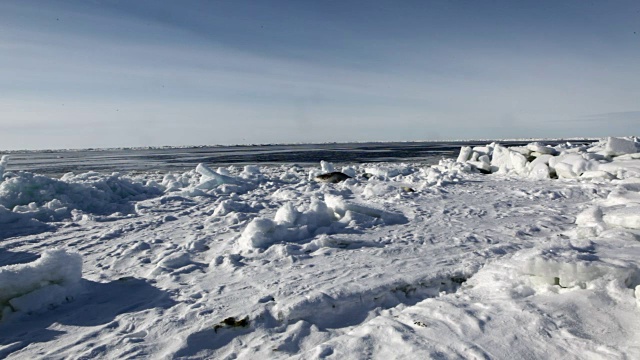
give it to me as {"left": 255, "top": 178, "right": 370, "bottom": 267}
{"left": 1, "top": 1, "right": 639, "bottom": 149}
{"left": 576, "top": 111, "right": 640, "bottom": 122}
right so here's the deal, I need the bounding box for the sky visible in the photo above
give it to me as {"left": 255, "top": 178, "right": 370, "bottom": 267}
{"left": 1, "top": 0, "right": 639, "bottom": 150}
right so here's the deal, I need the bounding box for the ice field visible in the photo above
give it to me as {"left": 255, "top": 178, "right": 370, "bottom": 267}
{"left": 1, "top": 137, "right": 640, "bottom": 359}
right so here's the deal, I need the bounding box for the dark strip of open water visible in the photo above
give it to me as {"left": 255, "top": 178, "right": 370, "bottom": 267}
{"left": 4, "top": 140, "right": 596, "bottom": 176}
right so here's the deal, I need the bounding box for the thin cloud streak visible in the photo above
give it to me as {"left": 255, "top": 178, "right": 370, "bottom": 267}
{"left": 1, "top": 0, "right": 639, "bottom": 149}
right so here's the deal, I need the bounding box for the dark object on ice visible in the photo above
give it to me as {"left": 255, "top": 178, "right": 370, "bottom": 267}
{"left": 222, "top": 316, "right": 248, "bottom": 326}
{"left": 401, "top": 186, "right": 416, "bottom": 193}
{"left": 163, "top": 215, "right": 178, "bottom": 222}
{"left": 450, "top": 276, "right": 467, "bottom": 284}
{"left": 315, "top": 172, "right": 352, "bottom": 183}
{"left": 362, "top": 173, "right": 374, "bottom": 180}
{"left": 214, "top": 316, "right": 250, "bottom": 332}
{"left": 553, "top": 277, "right": 567, "bottom": 288}
{"left": 258, "top": 295, "right": 275, "bottom": 303}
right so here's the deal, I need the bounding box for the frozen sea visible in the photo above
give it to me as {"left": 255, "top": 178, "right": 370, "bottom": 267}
{"left": 5, "top": 140, "right": 593, "bottom": 175}
{"left": 4, "top": 137, "right": 640, "bottom": 360}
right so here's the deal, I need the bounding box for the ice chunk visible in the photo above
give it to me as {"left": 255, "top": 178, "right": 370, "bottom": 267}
{"left": 242, "top": 165, "right": 261, "bottom": 175}
{"left": 211, "top": 199, "right": 255, "bottom": 217}
{"left": 362, "top": 182, "right": 397, "bottom": 198}
{"left": 605, "top": 188, "right": 640, "bottom": 206}
{"left": 490, "top": 144, "right": 528, "bottom": 174}
{"left": 339, "top": 210, "right": 377, "bottom": 227}
{"left": 320, "top": 161, "right": 335, "bottom": 173}
{"left": 509, "top": 151, "right": 528, "bottom": 173}
{"left": 472, "top": 146, "right": 492, "bottom": 156}
{"left": 598, "top": 160, "right": 640, "bottom": 180}
{"left": 527, "top": 154, "right": 552, "bottom": 179}
{"left": 616, "top": 178, "right": 640, "bottom": 192}
{"left": 0, "top": 249, "right": 82, "bottom": 319}
{"left": 341, "top": 167, "right": 356, "bottom": 178}
{"left": 571, "top": 158, "right": 593, "bottom": 176}
{"left": 195, "top": 163, "right": 239, "bottom": 189}
{"left": 467, "top": 161, "right": 491, "bottom": 173}
{"left": 526, "top": 142, "right": 557, "bottom": 155}
{"left": 0, "top": 155, "right": 8, "bottom": 179}
{"left": 238, "top": 218, "right": 278, "bottom": 249}
{"left": 305, "top": 198, "right": 336, "bottom": 226}
{"left": 612, "top": 153, "right": 640, "bottom": 161}
{"left": 602, "top": 206, "right": 640, "bottom": 229}
{"left": 196, "top": 163, "right": 220, "bottom": 179}
{"left": 603, "top": 137, "right": 637, "bottom": 157}
{"left": 528, "top": 162, "right": 550, "bottom": 179}
{"left": 575, "top": 206, "right": 603, "bottom": 226}
{"left": 529, "top": 154, "right": 553, "bottom": 167}
{"left": 216, "top": 167, "right": 231, "bottom": 176}
{"left": 575, "top": 226, "right": 601, "bottom": 238}
{"left": 509, "top": 146, "right": 531, "bottom": 156}
{"left": 554, "top": 163, "right": 577, "bottom": 179}
{"left": 274, "top": 202, "right": 300, "bottom": 226}
{"left": 364, "top": 166, "right": 400, "bottom": 178}
{"left": 157, "top": 252, "right": 191, "bottom": 269}
{"left": 490, "top": 145, "right": 510, "bottom": 170}
{"left": 456, "top": 146, "right": 472, "bottom": 163}
{"left": 324, "top": 194, "right": 407, "bottom": 225}
{"left": 580, "top": 170, "right": 615, "bottom": 181}
{"left": 520, "top": 251, "right": 624, "bottom": 288}
{"left": 548, "top": 154, "right": 594, "bottom": 176}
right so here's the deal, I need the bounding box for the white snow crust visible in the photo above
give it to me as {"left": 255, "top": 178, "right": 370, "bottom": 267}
{"left": 1, "top": 137, "right": 640, "bottom": 359}
{"left": 0, "top": 249, "right": 82, "bottom": 320}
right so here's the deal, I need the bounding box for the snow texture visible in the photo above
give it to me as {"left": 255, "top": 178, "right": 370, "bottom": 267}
{"left": 2, "top": 138, "right": 640, "bottom": 359}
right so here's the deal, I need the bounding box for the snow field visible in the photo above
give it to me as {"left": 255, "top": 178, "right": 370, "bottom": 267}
{"left": 1, "top": 138, "right": 640, "bottom": 358}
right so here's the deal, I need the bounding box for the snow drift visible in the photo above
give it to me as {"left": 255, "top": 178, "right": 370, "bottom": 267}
{"left": 0, "top": 249, "right": 82, "bottom": 320}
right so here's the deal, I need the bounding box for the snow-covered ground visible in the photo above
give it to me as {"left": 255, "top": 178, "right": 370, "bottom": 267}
{"left": 1, "top": 138, "right": 640, "bottom": 359}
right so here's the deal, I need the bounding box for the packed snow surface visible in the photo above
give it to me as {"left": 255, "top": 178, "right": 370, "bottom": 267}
{"left": 1, "top": 137, "right": 640, "bottom": 359}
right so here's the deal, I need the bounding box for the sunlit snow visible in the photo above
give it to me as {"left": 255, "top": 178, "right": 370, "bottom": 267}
{"left": 1, "top": 137, "right": 640, "bottom": 359}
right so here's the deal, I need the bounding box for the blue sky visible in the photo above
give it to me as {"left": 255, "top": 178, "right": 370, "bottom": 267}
{"left": 1, "top": 0, "right": 639, "bottom": 149}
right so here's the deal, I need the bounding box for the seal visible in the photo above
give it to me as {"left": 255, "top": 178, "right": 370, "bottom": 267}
{"left": 314, "top": 172, "right": 352, "bottom": 184}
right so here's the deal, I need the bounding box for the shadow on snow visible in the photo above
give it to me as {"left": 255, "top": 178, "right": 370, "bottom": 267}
{"left": 0, "top": 277, "right": 176, "bottom": 358}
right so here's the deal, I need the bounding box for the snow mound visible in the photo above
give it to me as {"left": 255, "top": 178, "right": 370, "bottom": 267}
{"left": 0, "top": 249, "right": 82, "bottom": 320}
{"left": 324, "top": 194, "right": 407, "bottom": 225}
{"left": 575, "top": 179, "right": 640, "bottom": 237}
{"left": 163, "top": 163, "right": 258, "bottom": 197}
{"left": 238, "top": 196, "right": 407, "bottom": 250}
{"left": 421, "top": 159, "right": 468, "bottom": 186}
{"left": 0, "top": 171, "right": 163, "bottom": 222}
